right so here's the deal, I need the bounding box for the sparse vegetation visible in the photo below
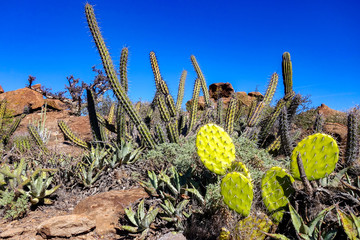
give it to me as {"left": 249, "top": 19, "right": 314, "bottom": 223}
{"left": 0, "top": 3, "right": 358, "bottom": 240}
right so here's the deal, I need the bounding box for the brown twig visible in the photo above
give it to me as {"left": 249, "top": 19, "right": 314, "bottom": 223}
{"left": 297, "top": 153, "right": 313, "bottom": 196}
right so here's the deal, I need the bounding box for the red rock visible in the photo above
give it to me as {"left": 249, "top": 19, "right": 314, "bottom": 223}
{"left": 32, "top": 83, "right": 42, "bottom": 91}
{"left": 0, "top": 87, "right": 44, "bottom": 116}
{"left": 248, "top": 91, "right": 264, "bottom": 101}
{"left": 73, "top": 189, "right": 148, "bottom": 235}
{"left": 45, "top": 99, "right": 68, "bottom": 111}
{"left": 37, "top": 214, "right": 95, "bottom": 238}
{"left": 317, "top": 103, "right": 346, "bottom": 119}
{"left": 209, "top": 82, "right": 234, "bottom": 100}
{"left": 322, "top": 122, "right": 347, "bottom": 144}
{"left": 0, "top": 85, "right": 4, "bottom": 94}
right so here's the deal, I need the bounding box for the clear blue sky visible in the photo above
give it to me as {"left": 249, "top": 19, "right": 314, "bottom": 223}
{"left": 1, "top": 0, "right": 359, "bottom": 111}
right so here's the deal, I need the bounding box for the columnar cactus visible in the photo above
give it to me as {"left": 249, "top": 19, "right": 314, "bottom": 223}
{"left": 225, "top": 98, "right": 237, "bottom": 134}
{"left": 345, "top": 111, "right": 359, "bottom": 166}
{"left": 175, "top": 70, "right": 187, "bottom": 113}
{"left": 290, "top": 133, "right": 339, "bottom": 180}
{"left": 261, "top": 167, "right": 295, "bottom": 222}
{"left": 190, "top": 55, "right": 211, "bottom": 107}
{"left": 85, "top": 3, "right": 155, "bottom": 148}
{"left": 282, "top": 52, "right": 294, "bottom": 99}
{"left": 187, "top": 78, "right": 201, "bottom": 135}
{"left": 58, "top": 120, "right": 89, "bottom": 149}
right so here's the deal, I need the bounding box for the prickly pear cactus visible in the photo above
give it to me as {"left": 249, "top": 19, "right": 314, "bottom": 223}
{"left": 196, "top": 123, "right": 235, "bottom": 175}
{"left": 233, "top": 213, "right": 273, "bottom": 240}
{"left": 230, "top": 161, "right": 252, "bottom": 181}
{"left": 290, "top": 133, "right": 339, "bottom": 180}
{"left": 261, "top": 167, "right": 295, "bottom": 223}
{"left": 221, "top": 172, "right": 253, "bottom": 217}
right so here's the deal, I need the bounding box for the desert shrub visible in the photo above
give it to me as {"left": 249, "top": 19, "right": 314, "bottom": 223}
{"left": 0, "top": 190, "right": 29, "bottom": 220}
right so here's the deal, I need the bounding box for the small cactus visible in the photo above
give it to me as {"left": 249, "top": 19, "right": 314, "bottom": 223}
{"left": 290, "top": 133, "right": 339, "bottom": 180}
{"left": 221, "top": 172, "right": 253, "bottom": 217}
{"left": 196, "top": 123, "right": 235, "bottom": 175}
{"left": 261, "top": 167, "right": 295, "bottom": 223}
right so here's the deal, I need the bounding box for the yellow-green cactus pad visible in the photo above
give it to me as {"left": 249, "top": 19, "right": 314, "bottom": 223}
{"left": 230, "top": 161, "right": 252, "bottom": 181}
{"left": 196, "top": 123, "right": 235, "bottom": 175}
{"left": 233, "top": 213, "right": 273, "bottom": 240}
{"left": 261, "top": 167, "right": 295, "bottom": 223}
{"left": 221, "top": 172, "right": 253, "bottom": 217}
{"left": 291, "top": 133, "right": 339, "bottom": 180}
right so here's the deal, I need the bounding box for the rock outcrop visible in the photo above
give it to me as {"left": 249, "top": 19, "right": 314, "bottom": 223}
{"left": 0, "top": 87, "right": 45, "bottom": 116}
{"left": 186, "top": 82, "right": 262, "bottom": 111}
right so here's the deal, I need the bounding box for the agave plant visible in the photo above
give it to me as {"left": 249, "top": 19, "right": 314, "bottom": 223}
{"left": 19, "top": 170, "right": 60, "bottom": 205}
{"left": 107, "top": 140, "right": 143, "bottom": 168}
{"left": 122, "top": 199, "right": 159, "bottom": 240}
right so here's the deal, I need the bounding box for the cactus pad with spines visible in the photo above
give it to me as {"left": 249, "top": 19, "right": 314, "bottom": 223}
{"left": 221, "top": 172, "right": 253, "bottom": 217}
{"left": 233, "top": 213, "right": 273, "bottom": 240}
{"left": 261, "top": 167, "right": 295, "bottom": 223}
{"left": 290, "top": 133, "right": 339, "bottom": 180}
{"left": 196, "top": 123, "right": 235, "bottom": 175}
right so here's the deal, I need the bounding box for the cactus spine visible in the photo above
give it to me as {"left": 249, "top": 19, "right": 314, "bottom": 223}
{"left": 85, "top": 4, "right": 155, "bottom": 148}
{"left": 190, "top": 55, "right": 211, "bottom": 107}
{"left": 175, "top": 70, "right": 187, "bottom": 113}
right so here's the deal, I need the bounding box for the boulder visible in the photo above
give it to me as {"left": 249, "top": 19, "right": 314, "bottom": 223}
{"left": 73, "top": 188, "right": 148, "bottom": 235}
{"left": 209, "top": 82, "right": 234, "bottom": 100}
{"left": 157, "top": 232, "right": 187, "bottom": 240}
{"left": 0, "top": 87, "right": 44, "bottom": 116}
{"left": 322, "top": 122, "right": 347, "bottom": 144}
{"left": 32, "top": 83, "right": 42, "bottom": 91}
{"left": 37, "top": 214, "right": 95, "bottom": 238}
{"left": 45, "top": 99, "right": 68, "bottom": 111}
{"left": 248, "top": 91, "right": 264, "bottom": 101}
{"left": 0, "top": 85, "right": 4, "bottom": 94}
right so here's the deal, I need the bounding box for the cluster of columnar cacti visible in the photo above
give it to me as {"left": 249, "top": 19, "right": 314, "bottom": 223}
{"left": 261, "top": 133, "right": 339, "bottom": 222}
{"left": 196, "top": 123, "right": 253, "bottom": 217}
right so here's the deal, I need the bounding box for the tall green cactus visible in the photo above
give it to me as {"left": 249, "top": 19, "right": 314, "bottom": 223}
{"left": 85, "top": 3, "right": 155, "bottom": 148}
{"left": 345, "top": 111, "right": 359, "bottom": 166}
{"left": 187, "top": 78, "right": 201, "bottom": 135}
{"left": 119, "top": 47, "right": 129, "bottom": 93}
{"left": 216, "top": 98, "right": 224, "bottom": 125}
{"left": 279, "top": 107, "right": 293, "bottom": 157}
{"left": 175, "top": 70, "right": 187, "bottom": 113}
{"left": 225, "top": 98, "right": 237, "bottom": 134}
{"left": 282, "top": 52, "right": 294, "bottom": 99}
{"left": 1, "top": 114, "right": 25, "bottom": 146}
{"left": 190, "top": 55, "right": 211, "bottom": 107}
{"left": 0, "top": 100, "right": 6, "bottom": 130}
{"left": 86, "top": 88, "right": 103, "bottom": 142}
{"left": 58, "top": 120, "right": 89, "bottom": 149}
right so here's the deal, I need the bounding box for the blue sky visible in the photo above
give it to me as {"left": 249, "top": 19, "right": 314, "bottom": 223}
{"left": 0, "top": 0, "right": 359, "bottom": 111}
